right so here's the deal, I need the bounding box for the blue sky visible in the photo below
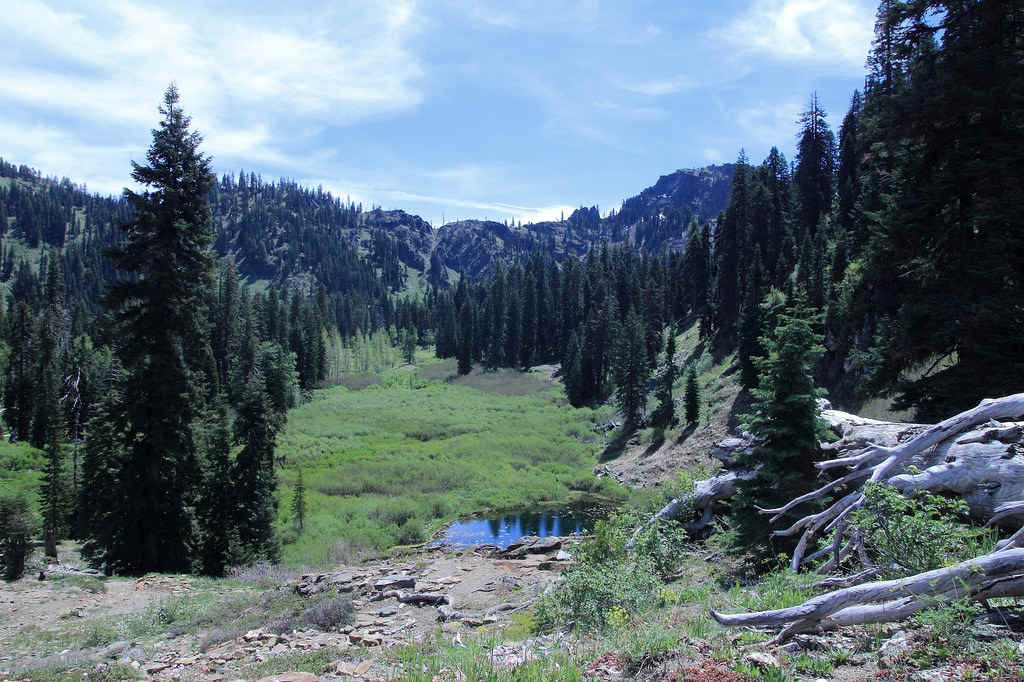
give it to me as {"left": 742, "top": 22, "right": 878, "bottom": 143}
{"left": 1, "top": 0, "right": 876, "bottom": 226}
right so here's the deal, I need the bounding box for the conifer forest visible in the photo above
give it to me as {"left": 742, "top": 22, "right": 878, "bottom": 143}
{"left": 1, "top": 1, "right": 1023, "bottom": 679}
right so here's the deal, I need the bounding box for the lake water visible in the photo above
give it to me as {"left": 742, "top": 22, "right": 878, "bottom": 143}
{"left": 431, "top": 506, "right": 600, "bottom": 549}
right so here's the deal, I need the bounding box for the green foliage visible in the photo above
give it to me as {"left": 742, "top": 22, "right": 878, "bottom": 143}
{"left": 274, "top": 371, "right": 607, "bottom": 566}
{"left": 683, "top": 366, "right": 699, "bottom": 425}
{"left": 613, "top": 309, "right": 648, "bottom": 428}
{"left": 731, "top": 296, "right": 827, "bottom": 557}
{"left": 851, "top": 0, "right": 1024, "bottom": 419}
{"left": 1, "top": 490, "right": 39, "bottom": 581}
{"left": 536, "top": 509, "right": 686, "bottom": 631}
{"left": 85, "top": 85, "right": 216, "bottom": 574}
{"left": 850, "top": 482, "right": 997, "bottom": 576}
{"left": 290, "top": 467, "right": 307, "bottom": 531}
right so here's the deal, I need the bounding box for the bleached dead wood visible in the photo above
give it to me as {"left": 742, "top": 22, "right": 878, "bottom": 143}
{"left": 708, "top": 394, "right": 1024, "bottom": 640}
{"left": 765, "top": 394, "right": 1024, "bottom": 571}
{"left": 625, "top": 468, "right": 758, "bottom": 549}
{"left": 711, "top": 549, "right": 1024, "bottom": 644}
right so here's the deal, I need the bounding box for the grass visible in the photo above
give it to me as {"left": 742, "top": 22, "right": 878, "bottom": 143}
{"left": 275, "top": 361, "right": 622, "bottom": 566}
{"left": 0, "top": 439, "right": 46, "bottom": 510}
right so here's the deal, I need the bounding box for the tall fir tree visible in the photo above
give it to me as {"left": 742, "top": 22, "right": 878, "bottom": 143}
{"left": 683, "top": 365, "right": 700, "bottom": 425}
{"left": 652, "top": 331, "right": 677, "bottom": 429}
{"left": 232, "top": 371, "right": 282, "bottom": 562}
{"left": 86, "top": 85, "right": 216, "bottom": 573}
{"left": 730, "top": 296, "right": 828, "bottom": 557}
{"left": 291, "top": 468, "right": 307, "bottom": 532}
{"left": 793, "top": 92, "right": 837, "bottom": 236}
{"left": 613, "top": 309, "right": 649, "bottom": 428}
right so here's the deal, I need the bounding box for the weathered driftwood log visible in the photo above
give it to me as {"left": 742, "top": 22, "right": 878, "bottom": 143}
{"left": 767, "top": 394, "right": 1024, "bottom": 571}
{"left": 710, "top": 549, "right": 1024, "bottom": 644}
{"left": 625, "top": 468, "right": 758, "bottom": 549}
{"left": 709, "top": 394, "right": 1024, "bottom": 640}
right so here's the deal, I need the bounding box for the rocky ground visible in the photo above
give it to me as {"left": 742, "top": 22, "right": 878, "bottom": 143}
{"left": 1, "top": 536, "right": 581, "bottom": 681}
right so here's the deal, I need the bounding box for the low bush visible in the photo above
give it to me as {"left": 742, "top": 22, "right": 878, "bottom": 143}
{"left": 850, "top": 482, "right": 998, "bottom": 577}
{"left": 536, "top": 509, "right": 688, "bottom": 631}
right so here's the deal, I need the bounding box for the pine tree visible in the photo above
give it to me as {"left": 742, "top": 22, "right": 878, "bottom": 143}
{"left": 232, "top": 371, "right": 282, "bottom": 562}
{"left": 563, "top": 326, "right": 587, "bottom": 407}
{"left": 403, "top": 324, "right": 417, "bottom": 365}
{"left": 684, "top": 366, "right": 700, "bottom": 425}
{"left": 195, "top": 397, "right": 233, "bottom": 576}
{"left": 652, "top": 331, "right": 677, "bottom": 429}
{"left": 852, "top": 0, "right": 1024, "bottom": 419}
{"left": 456, "top": 298, "right": 474, "bottom": 376}
{"left": 713, "top": 152, "right": 752, "bottom": 342}
{"left": 793, "top": 92, "right": 837, "bottom": 236}
{"left": 39, "top": 427, "right": 63, "bottom": 558}
{"left": 613, "top": 309, "right": 649, "bottom": 428}
{"left": 291, "top": 468, "right": 307, "bottom": 532}
{"left": 730, "top": 296, "right": 827, "bottom": 556}
{"left": 87, "top": 85, "right": 216, "bottom": 574}
{"left": 3, "top": 303, "right": 36, "bottom": 442}
{"left": 737, "top": 255, "right": 765, "bottom": 390}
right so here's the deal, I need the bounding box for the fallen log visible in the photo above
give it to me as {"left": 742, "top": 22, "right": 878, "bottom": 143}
{"left": 706, "top": 394, "right": 1024, "bottom": 639}
{"left": 711, "top": 549, "right": 1024, "bottom": 644}
{"left": 625, "top": 468, "right": 758, "bottom": 549}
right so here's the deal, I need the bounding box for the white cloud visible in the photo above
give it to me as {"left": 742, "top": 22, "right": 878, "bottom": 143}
{"left": 733, "top": 96, "right": 805, "bottom": 148}
{"left": 0, "top": 0, "right": 424, "bottom": 183}
{"left": 616, "top": 75, "right": 696, "bottom": 97}
{"left": 703, "top": 147, "right": 724, "bottom": 162}
{"left": 714, "top": 0, "right": 874, "bottom": 68}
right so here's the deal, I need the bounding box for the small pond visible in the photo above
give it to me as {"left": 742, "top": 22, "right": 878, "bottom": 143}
{"left": 431, "top": 505, "right": 602, "bottom": 549}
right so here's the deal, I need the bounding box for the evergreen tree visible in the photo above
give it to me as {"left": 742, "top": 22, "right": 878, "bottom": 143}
{"left": 684, "top": 366, "right": 699, "bottom": 425}
{"left": 87, "top": 85, "right": 216, "bottom": 573}
{"left": 852, "top": 0, "right": 1024, "bottom": 419}
{"left": 403, "top": 324, "right": 417, "bottom": 365}
{"left": 563, "top": 326, "right": 587, "bottom": 407}
{"left": 232, "top": 371, "right": 282, "bottom": 562}
{"left": 291, "top": 468, "right": 307, "bottom": 532}
{"left": 737, "top": 255, "right": 765, "bottom": 390}
{"left": 652, "top": 331, "right": 677, "bottom": 428}
{"left": 793, "top": 92, "right": 837, "bottom": 236}
{"left": 613, "top": 309, "right": 649, "bottom": 428}
{"left": 713, "top": 153, "right": 751, "bottom": 342}
{"left": 3, "top": 303, "right": 35, "bottom": 442}
{"left": 195, "top": 397, "right": 233, "bottom": 576}
{"left": 456, "top": 298, "right": 474, "bottom": 376}
{"left": 39, "top": 427, "right": 63, "bottom": 558}
{"left": 730, "top": 296, "right": 827, "bottom": 556}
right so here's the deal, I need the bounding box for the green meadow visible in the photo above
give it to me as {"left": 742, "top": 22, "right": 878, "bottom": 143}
{"left": 274, "top": 358, "right": 622, "bottom": 567}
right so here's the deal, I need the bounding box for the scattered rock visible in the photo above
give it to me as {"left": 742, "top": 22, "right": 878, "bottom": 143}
{"left": 879, "top": 630, "right": 913, "bottom": 668}
{"left": 335, "top": 659, "right": 373, "bottom": 676}
{"left": 743, "top": 652, "right": 779, "bottom": 670}
{"left": 378, "top": 605, "right": 398, "bottom": 617}
{"left": 99, "top": 640, "right": 131, "bottom": 659}
{"left": 374, "top": 575, "right": 416, "bottom": 591}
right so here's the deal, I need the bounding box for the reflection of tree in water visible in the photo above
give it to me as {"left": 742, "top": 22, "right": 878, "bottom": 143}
{"left": 522, "top": 512, "right": 542, "bottom": 538}
{"left": 543, "top": 514, "right": 554, "bottom": 537}
{"left": 487, "top": 518, "right": 502, "bottom": 538}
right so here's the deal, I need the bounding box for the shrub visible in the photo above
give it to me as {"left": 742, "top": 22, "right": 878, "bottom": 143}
{"left": 850, "top": 482, "right": 997, "bottom": 576}
{"left": 536, "top": 510, "right": 686, "bottom": 631}
{"left": 537, "top": 557, "right": 662, "bottom": 631}
{"left": 269, "top": 597, "right": 353, "bottom": 633}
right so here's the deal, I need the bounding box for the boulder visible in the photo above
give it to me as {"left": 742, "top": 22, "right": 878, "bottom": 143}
{"left": 374, "top": 575, "right": 416, "bottom": 590}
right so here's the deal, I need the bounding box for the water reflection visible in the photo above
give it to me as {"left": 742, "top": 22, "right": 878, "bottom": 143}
{"left": 432, "top": 507, "right": 598, "bottom": 549}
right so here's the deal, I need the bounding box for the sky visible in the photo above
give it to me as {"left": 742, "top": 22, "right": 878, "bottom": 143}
{"left": 1, "top": 0, "right": 877, "bottom": 227}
